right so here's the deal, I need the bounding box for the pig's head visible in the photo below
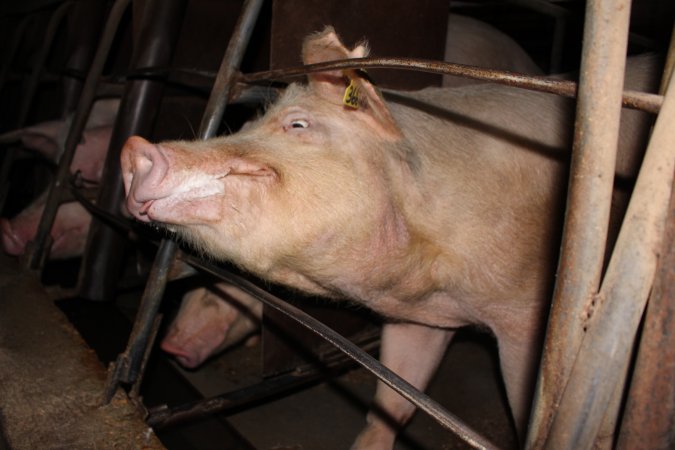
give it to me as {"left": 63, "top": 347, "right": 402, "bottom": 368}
{"left": 122, "top": 28, "right": 412, "bottom": 289}
{"left": 160, "top": 284, "right": 262, "bottom": 368}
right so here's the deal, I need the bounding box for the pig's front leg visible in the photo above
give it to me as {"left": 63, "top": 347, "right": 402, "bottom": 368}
{"left": 351, "top": 322, "right": 455, "bottom": 450}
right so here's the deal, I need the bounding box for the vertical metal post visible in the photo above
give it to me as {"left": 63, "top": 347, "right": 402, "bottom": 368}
{"left": 615, "top": 178, "right": 675, "bottom": 450}
{"left": 76, "top": 0, "right": 187, "bottom": 300}
{"left": 103, "top": 0, "right": 265, "bottom": 400}
{"left": 600, "top": 30, "right": 675, "bottom": 449}
{"left": 544, "top": 62, "right": 674, "bottom": 450}
{"left": 22, "top": 0, "right": 132, "bottom": 270}
{"left": 526, "top": 0, "right": 632, "bottom": 448}
{"left": 59, "top": 0, "right": 109, "bottom": 117}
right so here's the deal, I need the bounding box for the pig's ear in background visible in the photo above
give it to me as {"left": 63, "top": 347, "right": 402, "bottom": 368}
{"left": 19, "top": 130, "right": 62, "bottom": 160}
{"left": 302, "top": 26, "right": 401, "bottom": 140}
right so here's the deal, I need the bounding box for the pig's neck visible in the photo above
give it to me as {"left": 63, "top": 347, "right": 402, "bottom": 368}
{"left": 262, "top": 173, "right": 474, "bottom": 327}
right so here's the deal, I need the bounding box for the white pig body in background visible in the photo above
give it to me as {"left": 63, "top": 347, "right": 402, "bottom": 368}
{"left": 0, "top": 98, "right": 118, "bottom": 259}
{"left": 121, "top": 25, "right": 657, "bottom": 449}
{"left": 443, "top": 14, "right": 543, "bottom": 86}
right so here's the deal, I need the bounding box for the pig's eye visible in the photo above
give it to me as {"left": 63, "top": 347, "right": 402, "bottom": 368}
{"left": 290, "top": 119, "right": 309, "bottom": 129}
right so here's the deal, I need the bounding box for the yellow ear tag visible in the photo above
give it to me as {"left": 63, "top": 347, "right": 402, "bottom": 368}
{"left": 343, "top": 79, "right": 361, "bottom": 109}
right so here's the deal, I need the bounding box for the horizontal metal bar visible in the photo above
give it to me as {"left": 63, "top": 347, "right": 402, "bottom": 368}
{"left": 146, "top": 352, "right": 363, "bottom": 429}
{"left": 240, "top": 57, "right": 663, "bottom": 114}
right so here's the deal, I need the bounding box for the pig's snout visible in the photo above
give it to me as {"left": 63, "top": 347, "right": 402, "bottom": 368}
{"left": 121, "top": 136, "right": 170, "bottom": 222}
{"left": 160, "top": 338, "right": 203, "bottom": 369}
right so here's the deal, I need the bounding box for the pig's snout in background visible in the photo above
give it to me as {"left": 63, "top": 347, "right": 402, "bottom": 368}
{"left": 0, "top": 218, "right": 26, "bottom": 256}
{"left": 121, "top": 136, "right": 171, "bottom": 223}
{"left": 160, "top": 283, "right": 263, "bottom": 369}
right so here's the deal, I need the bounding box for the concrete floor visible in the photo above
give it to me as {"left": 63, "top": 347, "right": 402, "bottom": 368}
{"left": 0, "top": 251, "right": 518, "bottom": 449}
{"left": 0, "top": 253, "right": 164, "bottom": 450}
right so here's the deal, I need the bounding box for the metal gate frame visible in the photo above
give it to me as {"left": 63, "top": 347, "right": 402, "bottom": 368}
{"left": 34, "top": 0, "right": 671, "bottom": 448}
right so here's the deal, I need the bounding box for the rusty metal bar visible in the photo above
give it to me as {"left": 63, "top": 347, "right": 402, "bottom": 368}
{"left": 526, "top": 1, "right": 633, "bottom": 448}
{"left": 240, "top": 58, "right": 662, "bottom": 114}
{"left": 544, "top": 60, "right": 675, "bottom": 449}
{"left": 615, "top": 173, "right": 675, "bottom": 450}
{"left": 104, "top": 0, "right": 264, "bottom": 398}
{"left": 146, "top": 368, "right": 337, "bottom": 429}
{"left": 596, "top": 29, "right": 675, "bottom": 448}
{"left": 22, "top": 0, "right": 132, "bottom": 270}
{"left": 197, "top": 0, "right": 265, "bottom": 139}
{"left": 103, "top": 238, "right": 176, "bottom": 402}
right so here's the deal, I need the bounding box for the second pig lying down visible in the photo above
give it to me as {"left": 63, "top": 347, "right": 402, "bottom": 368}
{"left": 121, "top": 27, "right": 657, "bottom": 450}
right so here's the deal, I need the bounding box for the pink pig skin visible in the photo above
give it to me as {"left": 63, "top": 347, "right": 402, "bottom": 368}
{"left": 0, "top": 99, "right": 118, "bottom": 259}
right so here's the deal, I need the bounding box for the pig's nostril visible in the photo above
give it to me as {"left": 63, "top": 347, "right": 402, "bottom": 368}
{"left": 139, "top": 200, "right": 153, "bottom": 215}
{"left": 134, "top": 151, "right": 155, "bottom": 175}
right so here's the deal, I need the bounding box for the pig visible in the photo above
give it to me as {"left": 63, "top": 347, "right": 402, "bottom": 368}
{"left": 120, "top": 27, "right": 656, "bottom": 449}
{"left": 0, "top": 98, "right": 119, "bottom": 259}
{"left": 443, "top": 14, "right": 543, "bottom": 87}
{"left": 153, "top": 15, "right": 544, "bottom": 372}
{"left": 160, "top": 281, "right": 262, "bottom": 368}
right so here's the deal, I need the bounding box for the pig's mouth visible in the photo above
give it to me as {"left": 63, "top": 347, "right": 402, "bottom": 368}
{"left": 127, "top": 185, "right": 226, "bottom": 226}
{"left": 138, "top": 199, "right": 155, "bottom": 217}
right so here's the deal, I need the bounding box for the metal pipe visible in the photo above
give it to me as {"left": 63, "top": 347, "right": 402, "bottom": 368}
{"left": 240, "top": 58, "right": 662, "bottom": 114}
{"left": 526, "top": 1, "right": 633, "bottom": 448}
{"left": 599, "top": 28, "right": 675, "bottom": 448}
{"left": 544, "top": 62, "right": 675, "bottom": 449}
{"left": 102, "top": 238, "right": 176, "bottom": 403}
{"left": 621, "top": 29, "right": 674, "bottom": 448}
{"left": 616, "top": 177, "right": 675, "bottom": 450}
{"left": 198, "top": 0, "right": 265, "bottom": 139}
{"left": 22, "top": 0, "right": 132, "bottom": 270}
{"left": 104, "top": 0, "right": 264, "bottom": 397}
{"left": 76, "top": 0, "right": 186, "bottom": 300}
{"left": 146, "top": 365, "right": 342, "bottom": 429}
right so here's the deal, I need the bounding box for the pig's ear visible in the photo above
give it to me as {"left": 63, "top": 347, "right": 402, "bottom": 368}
{"left": 302, "top": 26, "right": 367, "bottom": 86}
{"left": 302, "top": 27, "right": 402, "bottom": 140}
{"left": 20, "top": 130, "right": 62, "bottom": 161}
